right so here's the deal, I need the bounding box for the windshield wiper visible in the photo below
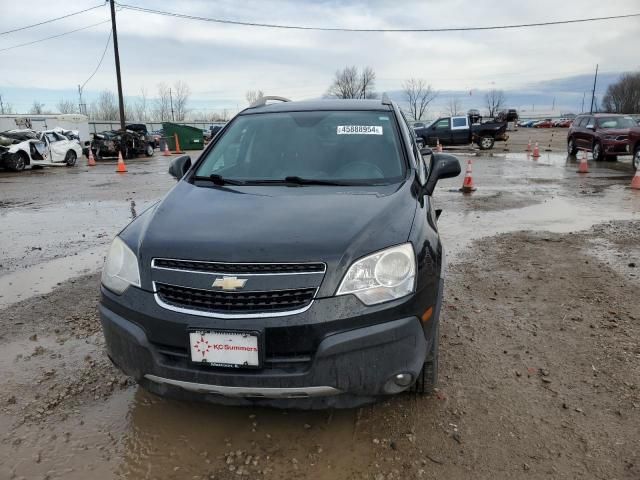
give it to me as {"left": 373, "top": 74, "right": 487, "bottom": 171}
{"left": 283, "top": 176, "right": 352, "bottom": 186}
{"left": 194, "top": 174, "right": 246, "bottom": 186}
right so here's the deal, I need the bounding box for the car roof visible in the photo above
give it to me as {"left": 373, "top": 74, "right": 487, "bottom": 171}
{"left": 240, "top": 99, "right": 393, "bottom": 114}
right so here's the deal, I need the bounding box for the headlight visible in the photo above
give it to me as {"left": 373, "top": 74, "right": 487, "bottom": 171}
{"left": 337, "top": 243, "right": 416, "bottom": 305}
{"left": 101, "top": 237, "right": 141, "bottom": 294}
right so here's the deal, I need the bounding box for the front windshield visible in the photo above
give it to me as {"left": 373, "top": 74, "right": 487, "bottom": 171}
{"left": 194, "top": 110, "right": 405, "bottom": 184}
{"left": 597, "top": 116, "right": 637, "bottom": 129}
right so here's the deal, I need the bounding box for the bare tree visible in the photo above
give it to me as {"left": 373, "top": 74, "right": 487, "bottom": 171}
{"left": 173, "top": 81, "right": 190, "bottom": 121}
{"left": 447, "top": 97, "right": 462, "bottom": 116}
{"left": 88, "top": 90, "right": 119, "bottom": 120}
{"left": 402, "top": 78, "right": 437, "bottom": 120}
{"left": 360, "top": 67, "right": 377, "bottom": 99}
{"left": 0, "top": 94, "right": 15, "bottom": 114}
{"left": 485, "top": 89, "right": 505, "bottom": 118}
{"left": 56, "top": 99, "right": 76, "bottom": 114}
{"left": 134, "top": 87, "right": 149, "bottom": 122}
{"left": 601, "top": 72, "right": 640, "bottom": 113}
{"left": 326, "top": 66, "right": 377, "bottom": 99}
{"left": 154, "top": 83, "right": 171, "bottom": 122}
{"left": 245, "top": 90, "right": 264, "bottom": 105}
{"left": 29, "top": 101, "right": 45, "bottom": 115}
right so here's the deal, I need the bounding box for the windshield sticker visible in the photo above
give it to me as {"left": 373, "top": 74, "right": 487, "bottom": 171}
{"left": 378, "top": 116, "right": 389, "bottom": 121}
{"left": 337, "top": 125, "right": 383, "bottom": 135}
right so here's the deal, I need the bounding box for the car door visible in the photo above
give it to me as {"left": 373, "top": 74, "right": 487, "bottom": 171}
{"left": 579, "top": 116, "right": 595, "bottom": 150}
{"left": 428, "top": 118, "right": 450, "bottom": 145}
{"left": 48, "top": 132, "right": 69, "bottom": 162}
{"left": 450, "top": 116, "right": 470, "bottom": 145}
{"left": 572, "top": 117, "right": 586, "bottom": 149}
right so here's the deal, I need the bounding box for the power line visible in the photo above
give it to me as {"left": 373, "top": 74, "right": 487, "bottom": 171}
{"left": 116, "top": 3, "right": 640, "bottom": 33}
{"left": 0, "top": 21, "right": 111, "bottom": 53}
{"left": 81, "top": 29, "right": 112, "bottom": 91}
{"left": 0, "top": 4, "right": 106, "bottom": 36}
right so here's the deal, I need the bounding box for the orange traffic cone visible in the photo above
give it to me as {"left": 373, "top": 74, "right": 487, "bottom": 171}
{"left": 630, "top": 167, "right": 640, "bottom": 190}
{"left": 87, "top": 148, "right": 96, "bottom": 167}
{"left": 116, "top": 151, "right": 127, "bottom": 173}
{"left": 460, "top": 159, "right": 476, "bottom": 193}
{"left": 532, "top": 142, "right": 540, "bottom": 158}
{"left": 163, "top": 140, "right": 171, "bottom": 156}
{"left": 577, "top": 149, "right": 589, "bottom": 173}
{"left": 436, "top": 138, "right": 443, "bottom": 153}
{"left": 526, "top": 139, "right": 531, "bottom": 152}
{"left": 173, "top": 133, "right": 184, "bottom": 154}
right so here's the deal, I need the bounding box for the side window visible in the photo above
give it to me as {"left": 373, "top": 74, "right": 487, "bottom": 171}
{"left": 434, "top": 119, "right": 449, "bottom": 130}
{"left": 451, "top": 117, "right": 467, "bottom": 128}
{"left": 399, "top": 110, "right": 428, "bottom": 181}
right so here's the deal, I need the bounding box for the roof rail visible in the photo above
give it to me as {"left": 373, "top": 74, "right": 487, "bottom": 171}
{"left": 381, "top": 92, "right": 392, "bottom": 106}
{"left": 249, "top": 95, "right": 292, "bottom": 108}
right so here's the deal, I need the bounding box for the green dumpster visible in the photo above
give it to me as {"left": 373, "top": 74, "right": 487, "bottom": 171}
{"left": 162, "top": 122, "right": 204, "bottom": 151}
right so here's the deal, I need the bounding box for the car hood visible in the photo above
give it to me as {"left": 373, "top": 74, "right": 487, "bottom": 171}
{"left": 128, "top": 179, "right": 418, "bottom": 291}
{"left": 599, "top": 128, "right": 631, "bottom": 136}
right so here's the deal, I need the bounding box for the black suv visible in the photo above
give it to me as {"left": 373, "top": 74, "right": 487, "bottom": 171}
{"left": 99, "top": 96, "right": 461, "bottom": 408}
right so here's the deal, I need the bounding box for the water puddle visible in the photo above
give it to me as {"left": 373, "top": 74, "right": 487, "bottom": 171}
{"left": 438, "top": 185, "right": 640, "bottom": 261}
{"left": 0, "top": 246, "right": 106, "bottom": 308}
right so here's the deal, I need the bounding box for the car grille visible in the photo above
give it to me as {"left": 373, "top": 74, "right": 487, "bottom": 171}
{"left": 153, "top": 259, "right": 325, "bottom": 274}
{"left": 156, "top": 282, "right": 317, "bottom": 314}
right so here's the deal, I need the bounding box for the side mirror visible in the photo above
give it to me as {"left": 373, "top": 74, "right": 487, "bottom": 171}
{"left": 424, "top": 153, "right": 461, "bottom": 196}
{"left": 168, "top": 155, "right": 192, "bottom": 179}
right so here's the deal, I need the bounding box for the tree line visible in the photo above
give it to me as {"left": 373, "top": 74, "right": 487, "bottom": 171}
{"left": 2, "top": 69, "right": 638, "bottom": 123}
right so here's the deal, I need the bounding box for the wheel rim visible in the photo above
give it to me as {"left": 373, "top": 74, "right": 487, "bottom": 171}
{"left": 634, "top": 149, "right": 640, "bottom": 170}
{"left": 66, "top": 152, "right": 76, "bottom": 166}
{"left": 16, "top": 156, "right": 25, "bottom": 170}
{"left": 482, "top": 138, "right": 492, "bottom": 148}
{"left": 593, "top": 144, "right": 600, "bottom": 159}
{"left": 568, "top": 139, "right": 573, "bottom": 153}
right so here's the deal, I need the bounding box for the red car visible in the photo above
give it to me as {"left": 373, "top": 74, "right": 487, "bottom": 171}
{"left": 567, "top": 114, "right": 637, "bottom": 161}
{"left": 629, "top": 130, "right": 640, "bottom": 170}
{"left": 534, "top": 119, "right": 553, "bottom": 128}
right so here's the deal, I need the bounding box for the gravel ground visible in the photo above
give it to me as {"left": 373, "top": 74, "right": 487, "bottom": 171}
{"left": 1, "top": 220, "right": 638, "bottom": 480}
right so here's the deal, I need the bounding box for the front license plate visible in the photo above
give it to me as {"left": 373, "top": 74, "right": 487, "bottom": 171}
{"left": 189, "top": 330, "right": 260, "bottom": 368}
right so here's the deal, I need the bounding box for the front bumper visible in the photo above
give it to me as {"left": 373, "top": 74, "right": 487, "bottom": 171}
{"left": 100, "top": 286, "right": 433, "bottom": 408}
{"left": 602, "top": 140, "right": 631, "bottom": 155}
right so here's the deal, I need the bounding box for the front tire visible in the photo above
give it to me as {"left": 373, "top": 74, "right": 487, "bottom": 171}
{"left": 7, "top": 151, "right": 27, "bottom": 171}
{"left": 478, "top": 136, "right": 495, "bottom": 150}
{"left": 65, "top": 150, "right": 77, "bottom": 167}
{"left": 592, "top": 141, "right": 603, "bottom": 161}
{"left": 633, "top": 145, "right": 640, "bottom": 170}
{"left": 567, "top": 137, "right": 577, "bottom": 156}
{"left": 411, "top": 324, "right": 439, "bottom": 395}
{"left": 145, "top": 144, "right": 154, "bottom": 157}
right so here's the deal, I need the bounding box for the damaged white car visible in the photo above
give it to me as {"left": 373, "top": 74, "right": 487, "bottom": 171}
{"left": 0, "top": 129, "right": 82, "bottom": 172}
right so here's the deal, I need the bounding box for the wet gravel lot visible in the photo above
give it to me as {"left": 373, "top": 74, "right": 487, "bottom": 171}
{"left": 1, "top": 137, "right": 639, "bottom": 479}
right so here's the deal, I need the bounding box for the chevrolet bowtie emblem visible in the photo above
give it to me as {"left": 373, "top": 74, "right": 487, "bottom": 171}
{"left": 211, "top": 276, "right": 247, "bottom": 291}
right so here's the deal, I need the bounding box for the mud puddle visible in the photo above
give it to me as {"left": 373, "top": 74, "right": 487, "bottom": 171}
{"left": 3, "top": 387, "right": 364, "bottom": 480}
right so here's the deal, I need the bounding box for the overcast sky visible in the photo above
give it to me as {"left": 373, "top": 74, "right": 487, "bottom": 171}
{"left": 1, "top": 0, "right": 639, "bottom": 115}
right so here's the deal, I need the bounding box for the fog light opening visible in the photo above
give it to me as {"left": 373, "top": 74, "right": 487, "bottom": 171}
{"left": 394, "top": 373, "right": 413, "bottom": 387}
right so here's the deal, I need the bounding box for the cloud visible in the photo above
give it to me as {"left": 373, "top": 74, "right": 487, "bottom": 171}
{"left": 0, "top": 0, "right": 638, "bottom": 113}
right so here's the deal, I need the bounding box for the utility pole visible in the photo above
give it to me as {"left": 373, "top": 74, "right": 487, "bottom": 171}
{"left": 589, "top": 64, "right": 599, "bottom": 114}
{"left": 169, "top": 88, "right": 175, "bottom": 121}
{"left": 0, "top": 94, "right": 4, "bottom": 115}
{"left": 77, "top": 85, "right": 87, "bottom": 116}
{"left": 581, "top": 92, "right": 586, "bottom": 113}
{"left": 110, "top": 0, "right": 126, "bottom": 129}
